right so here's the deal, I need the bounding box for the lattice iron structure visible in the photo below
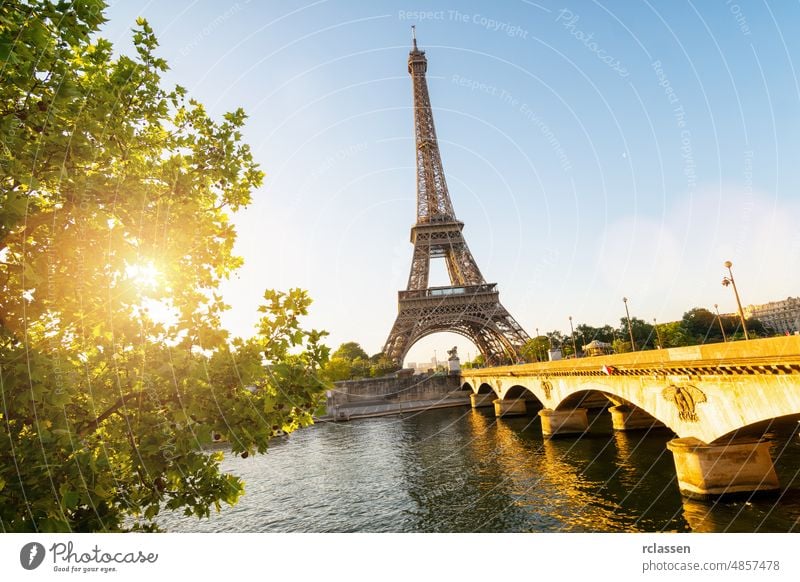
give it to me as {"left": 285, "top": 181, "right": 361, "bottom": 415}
{"left": 383, "top": 30, "right": 530, "bottom": 366}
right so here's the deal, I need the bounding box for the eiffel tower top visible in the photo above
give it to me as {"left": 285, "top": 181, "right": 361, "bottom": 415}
{"left": 407, "top": 28, "right": 456, "bottom": 223}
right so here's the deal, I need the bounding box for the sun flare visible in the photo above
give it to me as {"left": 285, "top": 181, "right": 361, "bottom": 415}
{"left": 125, "top": 261, "right": 160, "bottom": 290}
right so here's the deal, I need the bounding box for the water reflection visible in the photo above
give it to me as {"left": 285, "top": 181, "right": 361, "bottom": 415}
{"left": 613, "top": 430, "right": 644, "bottom": 489}
{"left": 157, "top": 408, "right": 800, "bottom": 532}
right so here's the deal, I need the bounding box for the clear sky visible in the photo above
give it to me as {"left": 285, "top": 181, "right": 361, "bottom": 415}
{"left": 100, "top": 1, "right": 800, "bottom": 364}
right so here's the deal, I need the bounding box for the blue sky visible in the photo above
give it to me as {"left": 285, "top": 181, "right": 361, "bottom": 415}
{"left": 101, "top": 1, "right": 800, "bottom": 364}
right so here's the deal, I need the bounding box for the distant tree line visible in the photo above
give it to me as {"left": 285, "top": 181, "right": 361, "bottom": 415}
{"left": 518, "top": 306, "right": 771, "bottom": 362}
{"left": 329, "top": 307, "right": 774, "bottom": 377}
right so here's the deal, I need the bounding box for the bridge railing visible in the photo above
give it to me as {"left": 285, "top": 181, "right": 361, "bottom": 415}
{"left": 460, "top": 335, "right": 800, "bottom": 379}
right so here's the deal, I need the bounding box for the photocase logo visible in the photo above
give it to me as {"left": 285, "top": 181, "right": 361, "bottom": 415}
{"left": 20, "top": 542, "right": 46, "bottom": 570}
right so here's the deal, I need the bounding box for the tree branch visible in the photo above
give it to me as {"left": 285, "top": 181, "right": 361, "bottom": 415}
{"left": 79, "top": 393, "right": 136, "bottom": 434}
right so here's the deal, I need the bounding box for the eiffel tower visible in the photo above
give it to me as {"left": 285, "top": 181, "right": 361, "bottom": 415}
{"left": 383, "top": 29, "right": 530, "bottom": 366}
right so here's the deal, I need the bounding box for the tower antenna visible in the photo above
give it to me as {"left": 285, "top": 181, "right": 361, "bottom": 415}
{"left": 411, "top": 25, "right": 417, "bottom": 50}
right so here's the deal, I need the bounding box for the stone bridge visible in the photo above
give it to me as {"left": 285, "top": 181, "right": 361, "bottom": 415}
{"left": 460, "top": 336, "right": 800, "bottom": 499}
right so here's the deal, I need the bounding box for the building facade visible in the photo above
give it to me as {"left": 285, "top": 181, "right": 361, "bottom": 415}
{"left": 743, "top": 297, "right": 800, "bottom": 334}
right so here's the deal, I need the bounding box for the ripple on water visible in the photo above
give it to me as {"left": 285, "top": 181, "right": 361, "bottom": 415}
{"left": 158, "top": 408, "right": 800, "bottom": 532}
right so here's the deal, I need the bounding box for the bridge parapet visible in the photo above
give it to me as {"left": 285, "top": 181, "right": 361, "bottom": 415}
{"left": 462, "top": 336, "right": 800, "bottom": 381}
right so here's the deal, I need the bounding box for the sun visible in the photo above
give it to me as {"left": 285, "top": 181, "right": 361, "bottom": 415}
{"left": 124, "top": 261, "right": 178, "bottom": 326}
{"left": 125, "top": 261, "right": 160, "bottom": 290}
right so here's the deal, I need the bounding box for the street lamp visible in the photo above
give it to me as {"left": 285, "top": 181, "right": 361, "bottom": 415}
{"left": 623, "top": 297, "right": 637, "bottom": 351}
{"left": 713, "top": 303, "right": 727, "bottom": 343}
{"left": 535, "top": 327, "right": 544, "bottom": 362}
{"left": 721, "top": 260, "right": 749, "bottom": 340}
{"left": 653, "top": 317, "right": 663, "bottom": 349}
{"left": 568, "top": 316, "right": 578, "bottom": 358}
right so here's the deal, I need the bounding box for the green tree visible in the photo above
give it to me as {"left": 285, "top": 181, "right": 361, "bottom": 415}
{"left": 658, "top": 321, "right": 692, "bottom": 348}
{"left": 681, "top": 308, "right": 718, "bottom": 342}
{"left": 520, "top": 336, "right": 549, "bottom": 363}
{"left": 331, "top": 342, "right": 369, "bottom": 362}
{"left": 350, "top": 356, "right": 371, "bottom": 379}
{"left": 322, "top": 357, "right": 352, "bottom": 382}
{"left": 0, "top": 2, "right": 329, "bottom": 531}
{"left": 612, "top": 338, "right": 632, "bottom": 354}
{"left": 369, "top": 352, "right": 398, "bottom": 377}
{"left": 323, "top": 342, "right": 372, "bottom": 380}
{"left": 575, "top": 324, "right": 614, "bottom": 345}
{"left": 720, "top": 314, "right": 739, "bottom": 338}
{"left": 618, "top": 317, "right": 656, "bottom": 350}
{"left": 463, "top": 354, "right": 485, "bottom": 369}
{"left": 747, "top": 318, "right": 769, "bottom": 337}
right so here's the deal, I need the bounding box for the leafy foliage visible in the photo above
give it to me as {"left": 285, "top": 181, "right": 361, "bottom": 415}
{"left": 656, "top": 321, "right": 691, "bottom": 348}
{"left": 461, "top": 353, "right": 484, "bottom": 369}
{"left": 332, "top": 342, "right": 369, "bottom": 362}
{"left": 550, "top": 308, "right": 776, "bottom": 358}
{"left": 520, "top": 336, "right": 550, "bottom": 363}
{"left": 368, "top": 352, "right": 399, "bottom": 377}
{"left": 617, "top": 317, "right": 657, "bottom": 350}
{"left": 322, "top": 342, "right": 399, "bottom": 380}
{"left": 322, "top": 357, "right": 352, "bottom": 382}
{"left": 0, "top": 2, "right": 328, "bottom": 531}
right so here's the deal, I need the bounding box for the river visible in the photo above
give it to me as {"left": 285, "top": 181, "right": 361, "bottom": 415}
{"left": 158, "top": 407, "right": 800, "bottom": 532}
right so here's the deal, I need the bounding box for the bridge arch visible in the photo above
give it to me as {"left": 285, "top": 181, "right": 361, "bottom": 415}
{"left": 503, "top": 384, "right": 544, "bottom": 406}
{"left": 547, "top": 381, "right": 676, "bottom": 434}
{"left": 477, "top": 382, "right": 498, "bottom": 397}
{"left": 710, "top": 412, "right": 800, "bottom": 445}
{"left": 493, "top": 384, "right": 544, "bottom": 416}
{"left": 555, "top": 389, "right": 615, "bottom": 411}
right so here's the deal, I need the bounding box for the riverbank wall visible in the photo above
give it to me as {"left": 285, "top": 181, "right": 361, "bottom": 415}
{"left": 319, "top": 373, "right": 469, "bottom": 421}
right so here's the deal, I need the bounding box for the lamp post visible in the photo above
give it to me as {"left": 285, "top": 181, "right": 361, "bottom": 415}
{"left": 569, "top": 316, "right": 578, "bottom": 358}
{"left": 722, "top": 261, "right": 749, "bottom": 340}
{"left": 713, "top": 303, "right": 727, "bottom": 343}
{"left": 535, "top": 327, "right": 543, "bottom": 362}
{"left": 623, "top": 297, "right": 637, "bottom": 351}
{"left": 653, "top": 317, "right": 663, "bottom": 349}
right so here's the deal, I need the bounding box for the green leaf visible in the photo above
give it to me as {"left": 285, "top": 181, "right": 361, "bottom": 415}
{"left": 95, "top": 482, "right": 112, "bottom": 499}
{"left": 62, "top": 490, "right": 79, "bottom": 509}
{"left": 0, "top": 41, "right": 13, "bottom": 63}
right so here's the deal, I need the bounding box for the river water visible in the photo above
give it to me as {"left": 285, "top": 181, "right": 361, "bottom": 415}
{"left": 159, "top": 407, "right": 800, "bottom": 532}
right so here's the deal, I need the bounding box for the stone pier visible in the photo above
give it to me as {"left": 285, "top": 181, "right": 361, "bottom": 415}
{"left": 470, "top": 392, "right": 496, "bottom": 408}
{"left": 667, "top": 437, "right": 779, "bottom": 499}
{"left": 494, "top": 398, "right": 527, "bottom": 417}
{"left": 608, "top": 405, "right": 664, "bottom": 431}
{"left": 538, "top": 408, "right": 588, "bottom": 438}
